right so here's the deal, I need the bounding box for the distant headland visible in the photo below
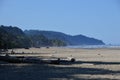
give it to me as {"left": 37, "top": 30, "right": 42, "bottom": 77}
{"left": 0, "top": 25, "right": 105, "bottom": 49}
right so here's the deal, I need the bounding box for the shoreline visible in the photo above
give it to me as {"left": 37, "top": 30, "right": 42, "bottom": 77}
{"left": 0, "top": 47, "right": 120, "bottom": 80}
{"left": 4, "top": 47, "right": 120, "bottom": 62}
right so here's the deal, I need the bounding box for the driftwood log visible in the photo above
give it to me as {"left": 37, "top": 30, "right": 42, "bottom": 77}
{"left": 0, "top": 54, "right": 75, "bottom": 64}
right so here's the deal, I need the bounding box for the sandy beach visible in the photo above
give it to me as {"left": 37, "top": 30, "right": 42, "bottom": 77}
{"left": 0, "top": 47, "right": 120, "bottom": 80}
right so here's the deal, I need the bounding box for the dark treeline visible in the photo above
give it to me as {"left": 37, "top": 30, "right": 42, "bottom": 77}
{"left": 28, "top": 34, "right": 66, "bottom": 47}
{"left": 0, "top": 25, "right": 66, "bottom": 49}
{"left": 0, "top": 25, "right": 31, "bottom": 49}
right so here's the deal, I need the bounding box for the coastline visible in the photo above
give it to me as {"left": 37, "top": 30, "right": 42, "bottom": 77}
{"left": 0, "top": 47, "right": 120, "bottom": 80}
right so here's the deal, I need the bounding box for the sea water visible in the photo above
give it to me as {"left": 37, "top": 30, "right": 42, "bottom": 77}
{"left": 66, "top": 45, "right": 120, "bottom": 49}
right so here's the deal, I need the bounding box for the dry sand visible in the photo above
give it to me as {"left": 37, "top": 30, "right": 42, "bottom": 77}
{"left": 0, "top": 47, "right": 120, "bottom": 80}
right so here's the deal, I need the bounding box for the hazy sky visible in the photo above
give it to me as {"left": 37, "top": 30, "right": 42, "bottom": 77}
{"left": 0, "top": 0, "right": 120, "bottom": 44}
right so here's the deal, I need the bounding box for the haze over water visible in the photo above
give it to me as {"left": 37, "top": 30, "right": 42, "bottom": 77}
{"left": 66, "top": 45, "right": 120, "bottom": 49}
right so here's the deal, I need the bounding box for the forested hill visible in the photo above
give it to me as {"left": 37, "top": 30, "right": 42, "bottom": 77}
{"left": 0, "top": 25, "right": 105, "bottom": 49}
{"left": 0, "top": 25, "right": 66, "bottom": 49}
{"left": 0, "top": 25, "right": 31, "bottom": 49}
{"left": 25, "top": 30, "right": 105, "bottom": 45}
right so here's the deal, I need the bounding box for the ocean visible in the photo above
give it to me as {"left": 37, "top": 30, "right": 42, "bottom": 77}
{"left": 66, "top": 45, "right": 120, "bottom": 49}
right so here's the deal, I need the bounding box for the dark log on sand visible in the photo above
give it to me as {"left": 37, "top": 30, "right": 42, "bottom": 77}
{"left": 0, "top": 54, "right": 75, "bottom": 64}
{"left": 0, "top": 55, "right": 60, "bottom": 64}
{"left": 0, "top": 56, "right": 23, "bottom": 63}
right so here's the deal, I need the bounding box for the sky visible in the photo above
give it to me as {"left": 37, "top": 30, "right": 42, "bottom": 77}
{"left": 0, "top": 0, "right": 120, "bottom": 44}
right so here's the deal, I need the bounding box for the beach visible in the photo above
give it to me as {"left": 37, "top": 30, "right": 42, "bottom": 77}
{"left": 0, "top": 47, "right": 120, "bottom": 80}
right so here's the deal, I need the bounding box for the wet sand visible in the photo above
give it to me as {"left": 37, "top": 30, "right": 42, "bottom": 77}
{"left": 0, "top": 47, "right": 120, "bottom": 80}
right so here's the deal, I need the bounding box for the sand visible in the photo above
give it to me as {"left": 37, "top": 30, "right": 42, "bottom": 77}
{"left": 0, "top": 47, "right": 120, "bottom": 80}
